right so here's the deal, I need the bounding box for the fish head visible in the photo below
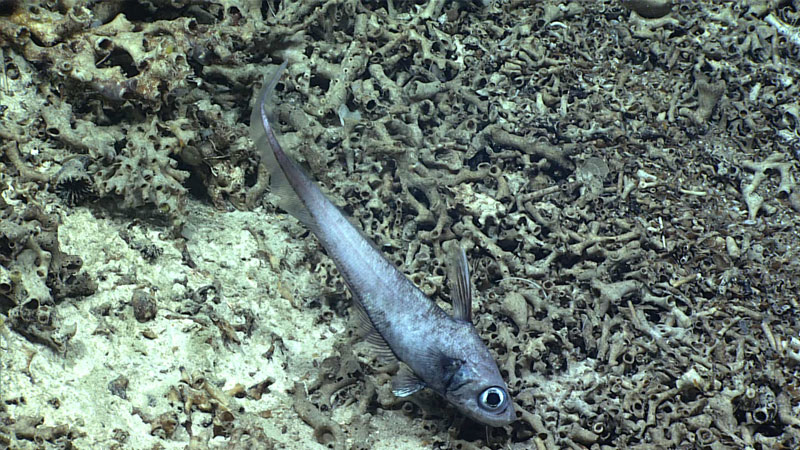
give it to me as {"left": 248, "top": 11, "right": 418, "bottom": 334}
{"left": 441, "top": 343, "right": 515, "bottom": 427}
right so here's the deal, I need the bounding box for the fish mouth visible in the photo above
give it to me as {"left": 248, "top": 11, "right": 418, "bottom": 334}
{"left": 465, "top": 404, "right": 515, "bottom": 427}
{"left": 480, "top": 415, "right": 515, "bottom": 427}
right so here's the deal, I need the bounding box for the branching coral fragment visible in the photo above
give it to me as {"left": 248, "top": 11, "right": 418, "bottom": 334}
{"left": 741, "top": 153, "right": 797, "bottom": 221}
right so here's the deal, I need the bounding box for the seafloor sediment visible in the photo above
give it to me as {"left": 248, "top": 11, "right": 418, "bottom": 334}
{"left": 1, "top": 1, "right": 799, "bottom": 448}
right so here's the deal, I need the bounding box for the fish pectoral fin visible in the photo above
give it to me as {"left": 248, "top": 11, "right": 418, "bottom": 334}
{"left": 392, "top": 366, "right": 427, "bottom": 397}
{"left": 352, "top": 300, "right": 398, "bottom": 363}
{"left": 447, "top": 243, "right": 472, "bottom": 323}
{"left": 363, "top": 329, "right": 398, "bottom": 363}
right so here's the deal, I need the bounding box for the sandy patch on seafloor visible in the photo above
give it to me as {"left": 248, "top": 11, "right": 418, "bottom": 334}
{"left": 1, "top": 200, "right": 435, "bottom": 449}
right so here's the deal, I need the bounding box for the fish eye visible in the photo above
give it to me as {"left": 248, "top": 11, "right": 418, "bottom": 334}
{"left": 478, "top": 386, "right": 506, "bottom": 411}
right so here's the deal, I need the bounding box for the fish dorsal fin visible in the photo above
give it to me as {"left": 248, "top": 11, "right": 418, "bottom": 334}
{"left": 352, "top": 297, "right": 398, "bottom": 363}
{"left": 449, "top": 245, "right": 472, "bottom": 323}
{"left": 392, "top": 366, "right": 426, "bottom": 397}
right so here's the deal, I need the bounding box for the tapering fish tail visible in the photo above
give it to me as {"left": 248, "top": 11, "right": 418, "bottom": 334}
{"left": 250, "top": 61, "right": 317, "bottom": 230}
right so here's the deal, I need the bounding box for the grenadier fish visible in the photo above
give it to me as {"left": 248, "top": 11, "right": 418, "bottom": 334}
{"left": 251, "top": 61, "right": 514, "bottom": 427}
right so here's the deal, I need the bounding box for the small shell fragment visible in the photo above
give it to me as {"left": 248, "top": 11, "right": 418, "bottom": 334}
{"left": 725, "top": 236, "right": 741, "bottom": 259}
{"left": 501, "top": 292, "right": 528, "bottom": 329}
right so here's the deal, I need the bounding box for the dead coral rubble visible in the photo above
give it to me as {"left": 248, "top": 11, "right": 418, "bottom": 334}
{"left": 252, "top": 1, "right": 800, "bottom": 448}
{"left": 1, "top": 0, "right": 800, "bottom": 448}
{"left": 0, "top": 1, "right": 265, "bottom": 227}
{"left": 0, "top": 175, "right": 96, "bottom": 352}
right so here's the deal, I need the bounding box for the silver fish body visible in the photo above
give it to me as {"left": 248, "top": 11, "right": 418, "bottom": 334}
{"left": 251, "top": 61, "right": 514, "bottom": 427}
